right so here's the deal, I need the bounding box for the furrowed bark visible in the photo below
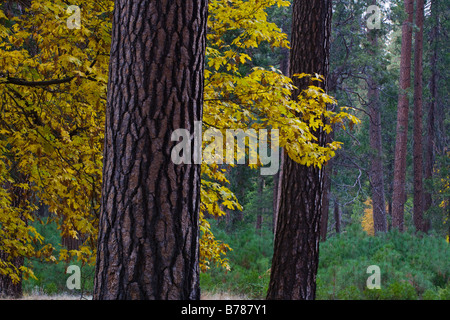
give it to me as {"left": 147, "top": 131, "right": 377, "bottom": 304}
{"left": 93, "top": 0, "right": 208, "bottom": 300}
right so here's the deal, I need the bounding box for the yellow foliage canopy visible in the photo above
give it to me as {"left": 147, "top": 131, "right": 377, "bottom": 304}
{"left": 0, "top": 0, "right": 359, "bottom": 281}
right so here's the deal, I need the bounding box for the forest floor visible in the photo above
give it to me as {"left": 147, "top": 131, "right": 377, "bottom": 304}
{"left": 0, "top": 291, "right": 247, "bottom": 300}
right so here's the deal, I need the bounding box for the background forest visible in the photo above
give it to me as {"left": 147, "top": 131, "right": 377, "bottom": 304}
{"left": 0, "top": 0, "right": 448, "bottom": 300}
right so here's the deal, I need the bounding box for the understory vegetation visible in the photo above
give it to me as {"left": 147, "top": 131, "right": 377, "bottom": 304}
{"left": 200, "top": 221, "right": 450, "bottom": 300}
{"left": 22, "top": 214, "right": 450, "bottom": 300}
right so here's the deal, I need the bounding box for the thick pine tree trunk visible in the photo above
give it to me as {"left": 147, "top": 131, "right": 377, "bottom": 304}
{"left": 93, "top": 0, "right": 208, "bottom": 300}
{"left": 267, "top": 0, "right": 332, "bottom": 300}
{"left": 413, "top": 0, "right": 425, "bottom": 232}
{"left": 392, "top": 0, "right": 414, "bottom": 232}
{"left": 367, "top": 27, "right": 387, "bottom": 234}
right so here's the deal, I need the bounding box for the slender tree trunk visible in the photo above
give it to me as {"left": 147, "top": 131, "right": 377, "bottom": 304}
{"left": 256, "top": 176, "right": 265, "bottom": 231}
{"left": 273, "top": 44, "right": 289, "bottom": 237}
{"left": 320, "top": 140, "right": 333, "bottom": 242}
{"left": 424, "top": 0, "right": 439, "bottom": 228}
{"left": 334, "top": 200, "right": 341, "bottom": 234}
{"left": 367, "top": 27, "right": 387, "bottom": 234}
{"left": 392, "top": 0, "right": 414, "bottom": 232}
{"left": 273, "top": 151, "right": 284, "bottom": 237}
{"left": 0, "top": 178, "right": 29, "bottom": 299}
{"left": 0, "top": 253, "right": 23, "bottom": 299}
{"left": 413, "top": 0, "right": 425, "bottom": 232}
{"left": 93, "top": 0, "right": 208, "bottom": 300}
{"left": 267, "top": 0, "right": 332, "bottom": 300}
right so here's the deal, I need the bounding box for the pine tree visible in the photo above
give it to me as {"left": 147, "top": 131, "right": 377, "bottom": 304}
{"left": 267, "top": 0, "right": 332, "bottom": 300}
{"left": 392, "top": 0, "right": 414, "bottom": 231}
{"left": 413, "top": 0, "right": 425, "bottom": 232}
{"left": 93, "top": 0, "right": 208, "bottom": 300}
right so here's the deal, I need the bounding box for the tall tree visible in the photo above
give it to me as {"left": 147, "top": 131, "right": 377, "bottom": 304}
{"left": 267, "top": 0, "right": 332, "bottom": 300}
{"left": 424, "top": 0, "right": 439, "bottom": 223}
{"left": 392, "top": 0, "right": 414, "bottom": 231}
{"left": 93, "top": 0, "right": 208, "bottom": 300}
{"left": 367, "top": 7, "right": 387, "bottom": 233}
{"left": 413, "top": 0, "right": 425, "bottom": 232}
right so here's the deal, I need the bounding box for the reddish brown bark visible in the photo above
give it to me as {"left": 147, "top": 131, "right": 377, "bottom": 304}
{"left": 424, "top": 0, "right": 439, "bottom": 228}
{"left": 413, "top": 0, "right": 425, "bottom": 232}
{"left": 392, "top": 0, "right": 414, "bottom": 232}
{"left": 267, "top": 0, "right": 332, "bottom": 300}
{"left": 367, "top": 23, "right": 387, "bottom": 234}
{"left": 93, "top": 0, "right": 208, "bottom": 300}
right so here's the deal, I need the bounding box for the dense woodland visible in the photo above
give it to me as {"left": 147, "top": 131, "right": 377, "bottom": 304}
{"left": 0, "top": 0, "right": 448, "bottom": 300}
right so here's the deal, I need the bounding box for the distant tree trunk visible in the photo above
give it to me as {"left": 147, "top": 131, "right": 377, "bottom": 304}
{"left": 256, "top": 176, "right": 265, "bottom": 231}
{"left": 413, "top": 0, "right": 425, "bottom": 232}
{"left": 367, "top": 27, "right": 387, "bottom": 234}
{"left": 392, "top": 0, "right": 414, "bottom": 232}
{"left": 273, "top": 43, "right": 290, "bottom": 237}
{"left": 334, "top": 200, "right": 341, "bottom": 234}
{"left": 0, "top": 178, "right": 29, "bottom": 299}
{"left": 273, "top": 151, "right": 284, "bottom": 237}
{"left": 267, "top": 0, "right": 332, "bottom": 300}
{"left": 424, "top": 0, "right": 439, "bottom": 229}
{"left": 93, "top": 0, "right": 208, "bottom": 300}
{"left": 0, "top": 253, "right": 23, "bottom": 299}
{"left": 320, "top": 137, "right": 333, "bottom": 242}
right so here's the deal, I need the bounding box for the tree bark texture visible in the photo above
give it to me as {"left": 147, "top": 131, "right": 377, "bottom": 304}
{"left": 413, "top": 0, "right": 425, "bottom": 232}
{"left": 93, "top": 0, "right": 208, "bottom": 300}
{"left": 392, "top": 0, "right": 414, "bottom": 232}
{"left": 367, "top": 27, "right": 387, "bottom": 234}
{"left": 267, "top": 0, "right": 332, "bottom": 300}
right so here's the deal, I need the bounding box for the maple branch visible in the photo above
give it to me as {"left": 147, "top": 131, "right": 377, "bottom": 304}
{"left": 0, "top": 56, "right": 101, "bottom": 87}
{"left": 2, "top": 76, "right": 76, "bottom": 87}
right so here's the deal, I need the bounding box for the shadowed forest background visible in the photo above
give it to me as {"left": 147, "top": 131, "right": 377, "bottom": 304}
{"left": 0, "top": 0, "right": 448, "bottom": 300}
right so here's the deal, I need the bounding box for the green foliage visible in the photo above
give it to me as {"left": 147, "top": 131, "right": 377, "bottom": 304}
{"left": 22, "top": 219, "right": 94, "bottom": 296}
{"left": 200, "top": 222, "right": 273, "bottom": 299}
{"left": 201, "top": 219, "right": 450, "bottom": 300}
{"left": 317, "top": 223, "right": 450, "bottom": 300}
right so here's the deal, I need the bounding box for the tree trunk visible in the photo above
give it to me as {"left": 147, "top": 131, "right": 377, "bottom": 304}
{"left": 367, "top": 26, "right": 387, "bottom": 234}
{"left": 392, "top": 0, "right": 414, "bottom": 232}
{"left": 0, "top": 253, "right": 23, "bottom": 299}
{"left": 413, "top": 0, "right": 425, "bottom": 232}
{"left": 424, "top": 0, "right": 439, "bottom": 229}
{"left": 0, "top": 175, "right": 30, "bottom": 299}
{"left": 273, "top": 44, "right": 290, "bottom": 237}
{"left": 267, "top": 0, "right": 332, "bottom": 300}
{"left": 320, "top": 141, "right": 333, "bottom": 242}
{"left": 334, "top": 200, "right": 341, "bottom": 234}
{"left": 93, "top": 0, "right": 208, "bottom": 300}
{"left": 273, "top": 151, "right": 284, "bottom": 237}
{"left": 256, "top": 175, "right": 265, "bottom": 231}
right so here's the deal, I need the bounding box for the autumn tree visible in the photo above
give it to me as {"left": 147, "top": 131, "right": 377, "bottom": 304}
{"left": 0, "top": 0, "right": 111, "bottom": 297}
{"left": 0, "top": 0, "right": 358, "bottom": 298}
{"left": 267, "top": 0, "right": 333, "bottom": 300}
{"left": 93, "top": 0, "right": 208, "bottom": 300}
